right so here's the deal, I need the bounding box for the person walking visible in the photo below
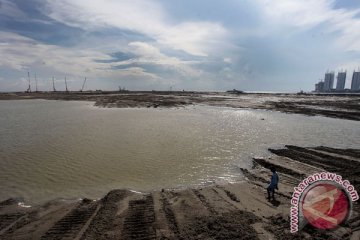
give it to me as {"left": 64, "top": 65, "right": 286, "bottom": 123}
{"left": 267, "top": 166, "right": 279, "bottom": 201}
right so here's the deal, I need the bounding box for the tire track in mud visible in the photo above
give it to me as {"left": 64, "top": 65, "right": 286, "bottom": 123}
{"left": 269, "top": 148, "right": 338, "bottom": 172}
{"left": 270, "top": 146, "right": 354, "bottom": 170}
{"left": 0, "top": 211, "right": 38, "bottom": 237}
{"left": 213, "top": 187, "right": 240, "bottom": 203}
{"left": 80, "top": 190, "right": 128, "bottom": 240}
{"left": 287, "top": 145, "right": 360, "bottom": 168}
{"left": 0, "top": 213, "right": 25, "bottom": 233}
{"left": 269, "top": 146, "right": 360, "bottom": 190}
{"left": 240, "top": 168, "right": 268, "bottom": 185}
{"left": 313, "top": 146, "right": 360, "bottom": 159}
{"left": 252, "top": 158, "right": 305, "bottom": 179}
{"left": 160, "top": 193, "right": 181, "bottom": 239}
{"left": 192, "top": 189, "right": 217, "bottom": 215}
{"left": 209, "top": 188, "right": 243, "bottom": 213}
{"left": 122, "top": 194, "right": 156, "bottom": 240}
{"left": 41, "top": 201, "right": 98, "bottom": 240}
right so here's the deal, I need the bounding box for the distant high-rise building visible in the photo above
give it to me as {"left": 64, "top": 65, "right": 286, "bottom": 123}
{"left": 336, "top": 71, "right": 346, "bottom": 91}
{"left": 324, "top": 72, "right": 334, "bottom": 91}
{"left": 315, "top": 83, "right": 319, "bottom": 92}
{"left": 351, "top": 71, "right": 360, "bottom": 91}
{"left": 315, "top": 81, "right": 324, "bottom": 92}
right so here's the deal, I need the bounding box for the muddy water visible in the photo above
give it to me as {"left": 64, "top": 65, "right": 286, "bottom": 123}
{"left": 0, "top": 100, "right": 359, "bottom": 204}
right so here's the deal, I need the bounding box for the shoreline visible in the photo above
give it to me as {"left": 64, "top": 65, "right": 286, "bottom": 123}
{"left": 1, "top": 145, "right": 359, "bottom": 239}
{"left": 1, "top": 91, "right": 360, "bottom": 121}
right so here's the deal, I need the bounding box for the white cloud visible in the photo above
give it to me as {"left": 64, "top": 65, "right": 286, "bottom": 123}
{"left": 110, "top": 41, "right": 202, "bottom": 78}
{"left": 223, "top": 58, "right": 232, "bottom": 64}
{"left": 0, "top": 31, "right": 205, "bottom": 91}
{"left": 0, "top": 31, "right": 107, "bottom": 73}
{"left": 115, "top": 67, "right": 159, "bottom": 79}
{"left": 256, "top": 0, "right": 360, "bottom": 51}
{"left": 259, "top": 0, "right": 334, "bottom": 28}
{"left": 158, "top": 22, "right": 227, "bottom": 57}
{"left": 128, "top": 42, "right": 163, "bottom": 58}
{"left": 44, "top": 0, "right": 165, "bottom": 32}
{"left": 43, "top": 0, "right": 227, "bottom": 56}
{"left": 0, "top": 31, "right": 166, "bottom": 84}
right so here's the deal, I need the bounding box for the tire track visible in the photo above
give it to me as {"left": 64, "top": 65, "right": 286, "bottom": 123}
{"left": 41, "top": 201, "right": 98, "bottom": 240}
{"left": 192, "top": 189, "right": 217, "bottom": 214}
{"left": 80, "top": 190, "right": 128, "bottom": 240}
{"left": 160, "top": 193, "right": 181, "bottom": 239}
{"left": 269, "top": 148, "right": 340, "bottom": 175}
{"left": 0, "top": 211, "right": 38, "bottom": 237}
{"left": 287, "top": 145, "right": 360, "bottom": 168}
{"left": 219, "top": 188, "right": 240, "bottom": 203}
{"left": 270, "top": 146, "right": 360, "bottom": 190}
{"left": 313, "top": 146, "right": 360, "bottom": 159}
{"left": 252, "top": 158, "right": 305, "bottom": 179}
{"left": 122, "top": 194, "right": 156, "bottom": 240}
{"left": 0, "top": 213, "right": 24, "bottom": 232}
{"left": 210, "top": 188, "right": 243, "bottom": 212}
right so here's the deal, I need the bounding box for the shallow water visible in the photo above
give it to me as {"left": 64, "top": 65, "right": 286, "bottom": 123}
{"left": 0, "top": 100, "right": 359, "bottom": 204}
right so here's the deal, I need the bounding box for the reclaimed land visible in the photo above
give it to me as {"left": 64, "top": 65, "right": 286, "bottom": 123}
{"left": 0, "top": 146, "right": 359, "bottom": 240}
{"left": 1, "top": 91, "right": 360, "bottom": 121}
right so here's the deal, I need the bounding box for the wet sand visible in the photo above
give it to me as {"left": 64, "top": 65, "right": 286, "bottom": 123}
{"left": 1, "top": 91, "right": 360, "bottom": 121}
{"left": 0, "top": 146, "right": 359, "bottom": 239}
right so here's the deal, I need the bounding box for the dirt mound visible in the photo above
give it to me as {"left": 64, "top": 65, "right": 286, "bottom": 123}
{"left": 183, "top": 211, "right": 260, "bottom": 240}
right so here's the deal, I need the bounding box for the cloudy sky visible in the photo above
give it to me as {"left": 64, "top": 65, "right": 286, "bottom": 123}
{"left": 1, "top": 0, "right": 360, "bottom": 92}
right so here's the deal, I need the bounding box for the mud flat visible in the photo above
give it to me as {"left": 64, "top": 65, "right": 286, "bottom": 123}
{"left": 0, "top": 146, "right": 359, "bottom": 239}
{"left": 1, "top": 92, "right": 360, "bottom": 120}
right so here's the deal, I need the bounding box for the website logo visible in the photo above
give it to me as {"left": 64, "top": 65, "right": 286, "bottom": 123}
{"left": 302, "top": 182, "right": 350, "bottom": 229}
{"left": 290, "top": 172, "right": 358, "bottom": 233}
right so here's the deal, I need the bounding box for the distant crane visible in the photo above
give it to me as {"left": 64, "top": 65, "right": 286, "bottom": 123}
{"left": 35, "top": 73, "right": 38, "bottom": 92}
{"left": 65, "top": 76, "right": 69, "bottom": 92}
{"left": 52, "top": 76, "right": 56, "bottom": 92}
{"left": 26, "top": 71, "right": 31, "bottom": 93}
{"left": 80, "top": 77, "right": 87, "bottom": 92}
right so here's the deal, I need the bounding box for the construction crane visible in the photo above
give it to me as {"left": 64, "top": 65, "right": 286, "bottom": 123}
{"left": 26, "top": 71, "right": 31, "bottom": 93}
{"left": 65, "top": 76, "right": 69, "bottom": 92}
{"left": 35, "top": 73, "right": 38, "bottom": 92}
{"left": 80, "top": 77, "right": 87, "bottom": 92}
{"left": 52, "top": 76, "right": 56, "bottom": 92}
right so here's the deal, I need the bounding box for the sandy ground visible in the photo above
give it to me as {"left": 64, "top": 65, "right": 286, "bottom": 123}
{"left": 1, "top": 91, "right": 360, "bottom": 120}
{"left": 0, "top": 146, "right": 359, "bottom": 240}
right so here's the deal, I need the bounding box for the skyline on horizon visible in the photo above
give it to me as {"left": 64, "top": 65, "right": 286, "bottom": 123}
{"left": 1, "top": 0, "right": 360, "bottom": 92}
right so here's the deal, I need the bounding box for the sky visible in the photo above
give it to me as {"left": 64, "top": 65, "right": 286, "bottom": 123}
{"left": 0, "top": 0, "right": 360, "bottom": 92}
